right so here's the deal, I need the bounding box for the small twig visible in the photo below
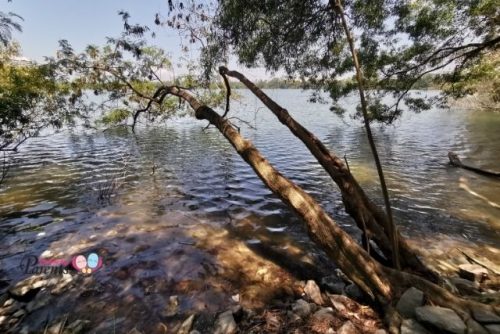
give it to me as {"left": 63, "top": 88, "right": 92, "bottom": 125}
{"left": 343, "top": 154, "right": 350, "bottom": 171}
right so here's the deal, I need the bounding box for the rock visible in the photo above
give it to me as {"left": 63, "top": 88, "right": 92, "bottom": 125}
{"left": 178, "top": 314, "right": 195, "bottom": 334}
{"left": 312, "top": 307, "right": 335, "bottom": 322}
{"left": 292, "top": 299, "right": 312, "bottom": 318}
{"left": 163, "top": 295, "right": 179, "bottom": 317}
{"left": 415, "top": 306, "right": 466, "bottom": 334}
{"left": 472, "top": 308, "right": 500, "bottom": 324}
{"left": 304, "top": 280, "right": 324, "bottom": 305}
{"left": 12, "top": 309, "right": 25, "bottom": 318}
{"left": 375, "top": 330, "right": 388, "bottom": 334}
{"left": 337, "top": 321, "right": 358, "bottom": 334}
{"left": 328, "top": 294, "right": 351, "bottom": 314}
{"left": 335, "top": 269, "right": 352, "bottom": 284}
{"left": 65, "top": 320, "right": 91, "bottom": 333}
{"left": 400, "top": 319, "right": 430, "bottom": 334}
{"left": 26, "top": 293, "right": 52, "bottom": 312}
{"left": 0, "top": 300, "right": 20, "bottom": 316}
{"left": 127, "top": 328, "right": 143, "bottom": 334}
{"left": 287, "top": 311, "right": 302, "bottom": 323}
{"left": 450, "top": 277, "right": 480, "bottom": 295}
{"left": 231, "top": 294, "right": 240, "bottom": 303}
{"left": 0, "top": 315, "right": 7, "bottom": 326}
{"left": 396, "top": 287, "right": 424, "bottom": 318}
{"left": 466, "top": 318, "right": 488, "bottom": 334}
{"left": 213, "top": 310, "right": 237, "bottom": 334}
{"left": 344, "top": 284, "right": 364, "bottom": 301}
{"left": 321, "top": 275, "right": 345, "bottom": 294}
{"left": 8, "top": 276, "right": 47, "bottom": 299}
{"left": 189, "top": 331, "right": 201, "bottom": 334}
{"left": 485, "top": 325, "right": 500, "bottom": 334}
{"left": 459, "top": 264, "right": 489, "bottom": 283}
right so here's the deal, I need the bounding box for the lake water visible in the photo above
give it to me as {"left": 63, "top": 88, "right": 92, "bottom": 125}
{"left": 0, "top": 89, "right": 499, "bottom": 331}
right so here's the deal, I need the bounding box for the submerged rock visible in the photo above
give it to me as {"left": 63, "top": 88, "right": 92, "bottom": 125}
{"left": 304, "top": 280, "right": 324, "bottom": 305}
{"left": 396, "top": 287, "right": 424, "bottom": 319}
{"left": 415, "top": 306, "right": 466, "bottom": 334}
{"left": 213, "top": 310, "right": 237, "bottom": 334}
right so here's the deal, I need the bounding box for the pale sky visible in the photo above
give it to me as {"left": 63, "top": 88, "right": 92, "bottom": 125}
{"left": 1, "top": 0, "right": 270, "bottom": 80}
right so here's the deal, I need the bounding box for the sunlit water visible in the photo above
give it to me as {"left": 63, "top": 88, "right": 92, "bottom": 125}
{"left": 0, "top": 89, "right": 499, "bottom": 331}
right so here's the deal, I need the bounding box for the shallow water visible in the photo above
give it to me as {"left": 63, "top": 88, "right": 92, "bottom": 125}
{"left": 0, "top": 89, "right": 499, "bottom": 331}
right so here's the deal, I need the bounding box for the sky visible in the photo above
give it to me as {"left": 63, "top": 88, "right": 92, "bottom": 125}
{"left": 1, "top": 0, "right": 269, "bottom": 80}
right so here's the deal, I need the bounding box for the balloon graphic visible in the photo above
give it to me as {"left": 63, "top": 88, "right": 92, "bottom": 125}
{"left": 87, "top": 253, "right": 99, "bottom": 269}
{"left": 72, "top": 255, "right": 87, "bottom": 271}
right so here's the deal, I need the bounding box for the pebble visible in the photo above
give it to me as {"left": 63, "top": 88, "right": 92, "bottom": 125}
{"left": 213, "top": 310, "right": 237, "bottom": 334}
{"left": 337, "top": 320, "right": 358, "bottom": 334}
{"left": 400, "top": 319, "right": 429, "bottom": 334}
{"left": 291, "top": 299, "right": 312, "bottom": 318}
{"left": 458, "top": 264, "right": 488, "bottom": 283}
{"left": 304, "top": 280, "right": 324, "bottom": 305}
{"left": 178, "top": 314, "right": 195, "bottom": 334}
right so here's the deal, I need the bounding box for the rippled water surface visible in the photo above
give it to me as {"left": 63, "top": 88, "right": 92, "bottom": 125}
{"left": 0, "top": 89, "right": 499, "bottom": 331}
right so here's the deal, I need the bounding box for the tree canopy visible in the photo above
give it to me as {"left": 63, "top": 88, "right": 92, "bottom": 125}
{"left": 167, "top": 0, "right": 499, "bottom": 122}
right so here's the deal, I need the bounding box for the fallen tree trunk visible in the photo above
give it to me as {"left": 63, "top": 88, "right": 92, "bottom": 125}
{"left": 449, "top": 151, "right": 500, "bottom": 177}
{"left": 219, "top": 66, "right": 434, "bottom": 279}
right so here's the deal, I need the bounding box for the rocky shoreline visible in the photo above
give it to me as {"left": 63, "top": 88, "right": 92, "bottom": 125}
{"left": 1, "top": 259, "right": 500, "bottom": 333}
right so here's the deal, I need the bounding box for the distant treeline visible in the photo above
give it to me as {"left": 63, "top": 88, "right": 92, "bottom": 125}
{"left": 230, "top": 74, "right": 439, "bottom": 90}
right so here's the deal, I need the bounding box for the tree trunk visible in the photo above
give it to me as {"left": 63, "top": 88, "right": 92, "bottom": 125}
{"left": 165, "top": 85, "right": 499, "bottom": 333}
{"left": 219, "top": 66, "right": 434, "bottom": 279}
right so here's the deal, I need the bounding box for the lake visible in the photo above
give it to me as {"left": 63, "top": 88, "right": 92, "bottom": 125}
{"left": 0, "top": 89, "right": 499, "bottom": 331}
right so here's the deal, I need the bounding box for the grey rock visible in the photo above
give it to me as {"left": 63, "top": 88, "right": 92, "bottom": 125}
{"left": 127, "top": 328, "right": 144, "bottom": 334}
{"left": 396, "top": 287, "right": 424, "bottom": 319}
{"left": 213, "top": 310, "right": 237, "bottom": 334}
{"left": 12, "top": 309, "right": 26, "bottom": 318}
{"left": 485, "top": 324, "right": 500, "bottom": 334}
{"left": 163, "top": 295, "right": 179, "bottom": 317}
{"left": 304, "top": 280, "right": 324, "bottom": 305}
{"left": 450, "top": 277, "right": 480, "bottom": 295}
{"left": 415, "top": 306, "right": 466, "bottom": 334}
{"left": 375, "top": 329, "right": 388, "bottom": 334}
{"left": 467, "top": 318, "right": 488, "bottom": 334}
{"left": 26, "top": 293, "right": 52, "bottom": 312}
{"left": 292, "top": 299, "right": 312, "bottom": 318}
{"left": 321, "top": 275, "right": 345, "bottom": 294}
{"left": 178, "top": 314, "right": 195, "bottom": 334}
{"left": 337, "top": 320, "right": 358, "bottom": 334}
{"left": 344, "top": 284, "right": 364, "bottom": 300}
{"left": 400, "top": 319, "right": 430, "bottom": 334}
{"left": 459, "top": 264, "right": 488, "bottom": 283}
{"left": 65, "top": 320, "right": 90, "bottom": 333}
{"left": 473, "top": 308, "right": 500, "bottom": 324}
{"left": 189, "top": 331, "right": 201, "bottom": 334}
{"left": 312, "top": 307, "right": 335, "bottom": 322}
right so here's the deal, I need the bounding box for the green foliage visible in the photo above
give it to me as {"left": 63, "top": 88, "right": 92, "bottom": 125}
{"left": 54, "top": 13, "right": 226, "bottom": 127}
{"left": 0, "top": 43, "right": 87, "bottom": 151}
{"left": 171, "top": 0, "right": 499, "bottom": 121}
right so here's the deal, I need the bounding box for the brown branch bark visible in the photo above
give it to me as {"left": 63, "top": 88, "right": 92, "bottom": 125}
{"left": 333, "top": 0, "right": 400, "bottom": 270}
{"left": 218, "top": 66, "right": 433, "bottom": 279}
